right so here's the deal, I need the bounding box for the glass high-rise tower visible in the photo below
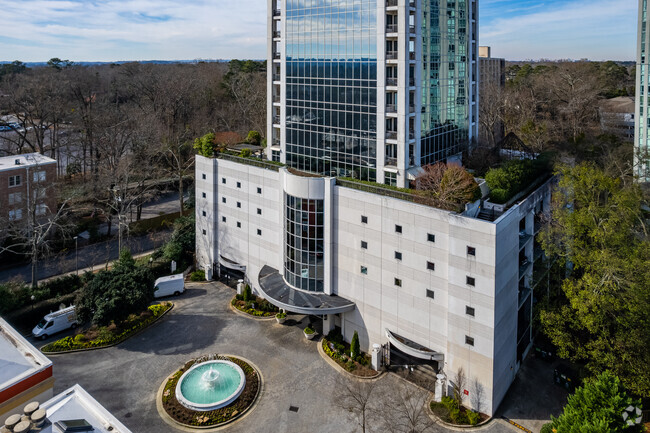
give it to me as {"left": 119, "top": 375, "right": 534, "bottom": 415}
{"left": 268, "top": 0, "right": 478, "bottom": 187}
{"left": 636, "top": 0, "right": 650, "bottom": 181}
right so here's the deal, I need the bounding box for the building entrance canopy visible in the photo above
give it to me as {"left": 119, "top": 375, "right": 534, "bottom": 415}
{"left": 385, "top": 329, "right": 444, "bottom": 362}
{"left": 257, "top": 265, "right": 355, "bottom": 315}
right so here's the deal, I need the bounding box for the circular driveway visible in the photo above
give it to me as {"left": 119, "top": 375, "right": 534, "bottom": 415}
{"left": 50, "top": 282, "right": 515, "bottom": 433}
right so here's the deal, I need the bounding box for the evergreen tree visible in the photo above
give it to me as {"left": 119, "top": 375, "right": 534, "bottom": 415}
{"left": 351, "top": 331, "right": 360, "bottom": 359}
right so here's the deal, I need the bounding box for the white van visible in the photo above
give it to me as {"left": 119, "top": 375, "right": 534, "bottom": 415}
{"left": 153, "top": 274, "right": 185, "bottom": 298}
{"left": 32, "top": 306, "right": 78, "bottom": 340}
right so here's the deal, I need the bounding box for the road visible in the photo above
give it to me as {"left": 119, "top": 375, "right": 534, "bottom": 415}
{"left": 0, "top": 229, "right": 172, "bottom": 284}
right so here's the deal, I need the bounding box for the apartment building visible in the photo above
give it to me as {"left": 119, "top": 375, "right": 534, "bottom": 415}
{"left": 0, "top": 153, "right": 57, "bottom": 224}
{"left": 267, "top": 0, "right": 478, "bottom": 188}
{"left": 478, "top": 46, "right": 506, "bottom": 146}
{"left": 635, "top": 0, "right": 650, "bottom": 180}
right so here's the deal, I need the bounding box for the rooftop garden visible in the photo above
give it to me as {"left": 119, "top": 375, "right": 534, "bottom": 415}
{"left": 483, "top": 154, "right": 553, "bottom": 204}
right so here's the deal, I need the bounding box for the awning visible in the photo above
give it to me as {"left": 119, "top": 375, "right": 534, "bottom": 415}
{"left": 257, "top": 265, "right": 356, "bottom": 315}
{"left": 406, "top": 166, "right": 425, "bottom": 180}
{"left": 219, "top": 255, "right": 246, "bottom": 272}
{"left": 385, "top": 329, "right": 444, "bottom": 361}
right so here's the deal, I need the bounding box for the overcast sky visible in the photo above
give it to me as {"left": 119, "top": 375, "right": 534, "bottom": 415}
{"left": 0, "top": 0, "right": 638, "bottom": 62}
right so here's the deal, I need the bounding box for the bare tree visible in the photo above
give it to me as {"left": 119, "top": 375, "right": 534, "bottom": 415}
{"left": 335, "top": 377, "right": 378, "bottom": 433}
{"left": 469, "top": 377, "right": 485, "bottom": 415}
{"left": 479, "top": 81, "right": 506, "bottom": 148}
{"left": 415, "top": 163, "right": 480, "bottom": 211}
{"left": 450, "top": 367, "right": 466, "bottom": 409}
{"left": 378, "top": 376, "right": 436, "bottom": 433}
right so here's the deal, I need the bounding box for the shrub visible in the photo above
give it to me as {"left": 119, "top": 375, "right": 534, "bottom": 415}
{"left": 540, "top": 423, "right": 553, "bottom": 433}
{"left": 240, "top": 148, "right": 252, "bottom": 158}
{"left": 467, "top": 411, "right": 480, "bottom": 425}
{"left": 276, "top": 312, "right": 286, "bottom": 319}
{"left": 245, "top": 131, "right": 261, "bottom": 146}
{"left": 441, "top": 396, "right": 456, "bottom": 411}
{"left": 304, "top": 327, "right": 315, "bottom": 335}
{"left": 489, "top": 188, "right": 510, "bottom": 204}
{"left": 242, "top": 284, "right": 252, "bottom": 302}
{"left": 449, "top": 408, "right": 469, "bottom": 424}
{"left": 350, "top": 330, "right": 360, "bottom": 358}
{"left": 74, "top": 333, "right": 86, "bottom": 343}
{"left": 190, "top": 270, "right": 205, "bottom": 281}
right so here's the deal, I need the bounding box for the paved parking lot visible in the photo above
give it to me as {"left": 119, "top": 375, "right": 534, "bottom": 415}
{"left": 49, "top": 281, "right": 519, "bottom": 433}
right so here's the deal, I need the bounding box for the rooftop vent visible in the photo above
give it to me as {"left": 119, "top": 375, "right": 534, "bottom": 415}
{"left": 2, "top": 401, "right": 48, "bottom": 432}
{"left": 53, "top": 419, "right": 93, "bottom": 432}
{"left": 14, "top": 159, "right": 21, "bottom": 165}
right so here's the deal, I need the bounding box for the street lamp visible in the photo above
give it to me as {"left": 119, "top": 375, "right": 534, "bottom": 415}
{"left": 30, "top": 295, "right": 35, "bottom": 312}
{"left": 74, "top": 236, "right": 78, "bottom": 275}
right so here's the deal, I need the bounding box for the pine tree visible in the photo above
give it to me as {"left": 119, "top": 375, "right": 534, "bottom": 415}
{"left": 350, "top": 331, "right": 360, "bottom": 359}
{"left": 550, "top": 371, "right": 643, "bottom": 433}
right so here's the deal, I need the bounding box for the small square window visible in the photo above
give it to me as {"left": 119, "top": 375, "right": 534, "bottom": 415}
{"left": 395, "top": 251, "right": 402, "bottom": 260}
{"left": 467, "top": 246, "right": 476, "bottom": 256}
{"left": 222, "top": 178, "right": 226, "bottom": 184}
{"left": 361, "top": 215, "right": 368, "bottom": 224}
{"left": 222, "top": 197, "right": 226, "bottom": 203}
{"left": 257, "top": 229, "right": 262, "bottom": 236}
{"left": 237, "top": 221, "right": 241, "bottom": 228}
{"left": 257, "top": 208, "right": 262, "bottom": 215}
{"left": 466, "top": 276, "right": 475, "bottom": 286}
{"left": 395, "top": 225, "right": 402, "bottom": 233}
{"left": 222, "top": 216, "right": 226, "bottom": 222}
{"left": 466, "top": 306, "right": 475, "bottom": 317}
{"left": 237, "top": 181, "right": 241, "bottom": 188}
{"left": 427, "top": 233, "right": 435, "bottom": 242}
{"left": 394, "top": 278, "right": 402, "bottom": 287}
{"left": 202, "top": 192, "right": 206, "bottom": 198}
{"left": 202, "top": 211, "right": 206, "bottom": 217}
{"left": 426, "top": 289, "right": 434, "bottom": 299}
{"left": 237, "top": 202, "right": 241, "bottom": 208}
{"left": 361, "top": 241, "right": 367, "bottom": 249}
{"left": 202, "top": 173, "right": 206, "bottom": 180}
{"left": 465, "top": 336, "right": 475, "bottom": 346}
{"left": 257, "top": 187, "right": 262, "bottom": 194}
{"left": 427, "top": 261, "right": 435, "bottom": 271}
{"left": 202, "top": 229, "right": 206, "bottom": 235}
{"left": 360, "top": 266, "right": 368, "bottom": 274}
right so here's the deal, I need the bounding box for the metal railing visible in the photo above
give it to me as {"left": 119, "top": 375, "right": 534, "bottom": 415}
{"left": 272, "top": 74, "right": 281, "bottom": 82}
{"left": 408, "top": 105, "right": 416, "bottom": 113}
{"left": 409, "top": 78, "right": 415, "bottom": 86}
{"left": 272, "top": 116, "right": 281, "bottom": 124}
{"left": 273, "top": 9, "right": 281, "bottom": 16}
{"left": 273, "top": 31, "right": 281, "bottom": 38}
{"left": 217, "top": 152, "right": 285, "bottom": 171}
{"left": 273, "top": 52, "right": 281, "bottom": 59}
{"left": 386, "top": 24, "right": 398, "bottom": 33}
{"left": 409, "top": 25, "right": 416, "bottom": 34}
{"left": 336, "top": 178, "right": 437, "bottom": 208}
{"left": 386, "top": 77, "right": 397, "bottom": 86}
{"left": 386, "top": 0, "right": 398, "bottom": 6}
{"left": 409, "top": 52, "right": 416, "bottom": 60}
{"left": 386, "top": 104, "right": 397, "bottom": 113}
{"left": 386, "top": 51, "right": 398, "bottom": 60}
{"left": 386, "top": 131, "right": 397, "bottom": 140}
{"left": 385, "top": 157, "right": 397, "bottom": 166}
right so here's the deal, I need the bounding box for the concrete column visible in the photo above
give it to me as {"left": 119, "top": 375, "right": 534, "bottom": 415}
{"left": 323, "top": 314, "right": 335, "bottom": 336}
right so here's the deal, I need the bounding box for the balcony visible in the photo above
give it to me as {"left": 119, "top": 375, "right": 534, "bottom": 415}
{"left": 408, "top": 131, "right": 415, "bottom": 140}
{"left": 519, "top": 232, "right": 532, "bottom": 249}
{"left": 409, "top": 77, "right": 415, "bottom": 86}
{"left": 272, "top": 74, "right": 281, "bottom": 82}
{"left": 273, "top": 31, "right": 281, "bottom": 38}
{"left": 386, "top": 24, "right": 398, "bottom": 33}
{"left": 409, "top": 0, "right": 415, "bottom": 7}
{"left": 386, "top": 104, "right": 397, "bottom": 113}
{"left": 273, "top": 9, "right": 281, "bottom": 17}
{"left": 272, "top": 116, "right": 281, "bottom": 125}
{"left": 386, "top": 77, "right": 397, "bottom": 86}
{"left": 273, "top": 52, "right": 281, "bottom": 60}
{"left": 409, "top": 52, "right": 416, "bottom": 60}
{"left": 518, "top": 285, "right": 531, "bottom": 308}
{"left": 386, "top": 0, "right": 398, "bottom": 6}
{"left": 386, "top": 131, "right": 398, "bottom": 140}
{"left": 273, "top": 95, "right": 280, "bottom": 103}
{"left": 385, "top": 157, "right": 398, "bottom": 167}
{"left": 387, "top": 51, "right": 398, "bottom": 60}
{"left": 408, "top": 105, "right": 416, "bottom": 113}
{"left": 519, "top": 258, "right": 532, "bottom": 277}
{"left": 409, "top": 25, "right": 416, "bottom": 34}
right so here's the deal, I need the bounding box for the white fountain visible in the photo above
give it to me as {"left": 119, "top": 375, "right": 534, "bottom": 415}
{"left": 201, "top": 367, "right": 220, "bottom": 389}
{"left": 175, "top": 360, "right": 246, "bottom": 411}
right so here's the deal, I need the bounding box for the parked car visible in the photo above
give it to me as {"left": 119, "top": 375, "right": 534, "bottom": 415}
{"left": 32, "top": 306, "right": 78, "bottom": 340}
{"left": 153, "top": 274, "right": 185, "bottom": 298}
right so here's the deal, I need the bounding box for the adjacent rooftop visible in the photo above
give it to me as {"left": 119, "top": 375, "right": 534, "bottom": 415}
{"left": 0, "top": 153, "right": 56, "bottom": 173}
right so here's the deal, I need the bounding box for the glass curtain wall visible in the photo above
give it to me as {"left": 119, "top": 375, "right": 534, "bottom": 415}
{"left": 285, "top": 0, "right": 378, "bottom": 181}
{"left": 420, "top": 0, "right": 470, "bottom": 166}
{"left": 284, "top": 194, "right": 325, "bottom": 292}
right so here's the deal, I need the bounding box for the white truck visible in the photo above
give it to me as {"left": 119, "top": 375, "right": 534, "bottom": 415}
{"left": 153, "top": 274, "right": 185, "bottom": 298}
{"left": 32, "top": 306, "right": 78, "bottom": 340}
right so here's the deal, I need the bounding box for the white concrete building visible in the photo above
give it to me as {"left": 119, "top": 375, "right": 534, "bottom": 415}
{"left": 196, "top": 153, "right": 551, "bottom": 415}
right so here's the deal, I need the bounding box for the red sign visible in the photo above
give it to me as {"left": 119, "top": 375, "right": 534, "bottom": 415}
{"left": 463, "top": 389, "right": 469, "bottom": 395}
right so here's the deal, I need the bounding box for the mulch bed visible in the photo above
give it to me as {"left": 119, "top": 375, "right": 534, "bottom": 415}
{"left": 231, "top": 297, "right": 278, "bottom": 317}
{"left": 162, "top": 355, "right": 259, "bottom": 427}
{"left": 322, "top": 338, "right": 378, "bottom": 377}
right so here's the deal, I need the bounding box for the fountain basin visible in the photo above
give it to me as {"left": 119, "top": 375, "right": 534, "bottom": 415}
{"left": 175, "top": 360, "right": 246, "bottom": 411}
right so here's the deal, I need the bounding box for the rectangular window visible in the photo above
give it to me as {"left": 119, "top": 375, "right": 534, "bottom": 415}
{"left": 395, "top": 224, "right": 402, "bottom": 233}
{"left": 361, "top": 215, "right": 368, "bottom": 224}
{"left": 237, "top": 182, "right": 241, "bottom": 188}
{"left": 466, "top": 276, "right": 475, "bottom": 286}
{"left": 33, "top": 171, "right": 46, "bottom": 182}
{"left": 8, "top": 209, "right": 22, "bottom": 220}
{"left": 257, "top": 229, "right": 262, "bottom": 236}
{"left": 465, "top": 336, "right": 475, "bottom": 346}
{"left": 202, "top": 211, "right": 207, "bottom": 217}
{"left": 202, "top": 229, "right": 206, "bottom": 235}
{"left": 427, "top": 233, "right": 435, "bottom": 242}
{"left": 467, "top": 246, "right": 476, "bottom": 256}
{"left": 237, "top": 202, "right": 241, "bottom": 208}
{"left": 222, "top": 216, "right": 226, "bottom": 222}
{"left": 222, "top": 197, "right": 226, "bottom": 203}
{"left": 257, "top": 187, "right": 262, "bottom": 194}
{"left": 36, "top": 204, "right": 47, "bottom": 215}
{"left": 426, "top": 289, "right": 434, "bottom": 299}
{"left": 361, "top": 241, "right": 368, "bottom": 249}
{"left": 257, "top": 208, "right": 262, "bottom": 215}
{"left": 8, "top": 175, "right": 21, "bottom": 187}
{"left": 394, "top": 278, "right": 402, "bottom": 287}
{"left": 427, "top": 261, "right": 435, "bottom": 271}
{"left": 466, "top": 306, "right": 475, "bottom": 317}
{"left": 237, "top": 221, "right": 241, "bottom": 228}
{"left": 202, "top": 192, "right": 206, "bottom": 198}
{"left": 360, "top": 266, "right": 368, "bottom": 274}
{"left": 222, "top": 178, "right": 226, "bottom": 184}
{"left": 8, "top": 192, "right": 21, "bottom": 205}
{"left": 202, "top": 173, "right": 206, "bottom": 180}
{"left": 395, "top": 251, "right": 402, "bottom": 260}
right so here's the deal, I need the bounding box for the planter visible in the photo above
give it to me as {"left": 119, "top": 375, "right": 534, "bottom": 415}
{"left": 275, "top": 316, "right": 286, "bottom": 324}
{"left": 304, "top": 330, "right": 316, "bottom": 340}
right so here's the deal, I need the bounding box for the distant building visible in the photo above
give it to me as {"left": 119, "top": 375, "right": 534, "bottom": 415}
{"left": 478, "top": 46, "right": 506, "bottom": 146}
{"left": 635, "top": 0, "right": 650, "bottom": 180}
{"left": 0, "top": 153, "right": 57, "bottom": 224}
{"left": 600, "top": 96, "right": 634, "bottom": 140}
{"left": 0, "top": 317, "right": 54, "bottom": 425}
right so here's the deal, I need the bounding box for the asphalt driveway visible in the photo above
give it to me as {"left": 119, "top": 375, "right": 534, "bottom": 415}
{"left": 49, "top": 282, "right": 518, "bottom": 433}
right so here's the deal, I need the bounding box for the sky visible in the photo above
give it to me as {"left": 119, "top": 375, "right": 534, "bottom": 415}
{"left": 0, "top": 0, "right": 638, "bottom": 63}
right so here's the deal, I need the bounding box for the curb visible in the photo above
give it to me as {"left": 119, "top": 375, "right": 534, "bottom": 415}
{"left": 155, "top": 355, "right": 263, "bottom": 432}
{"left": 427, "top": 399, "right": 496, "bottom": 431}
{"left": 317, "top": 337, "right": 385, "bottom": 381}
{"left": 228, "top": 298, "right": 276, "bottom": 321}
{"left": 40, "top": 302, "right": 174, "bottom": 355}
